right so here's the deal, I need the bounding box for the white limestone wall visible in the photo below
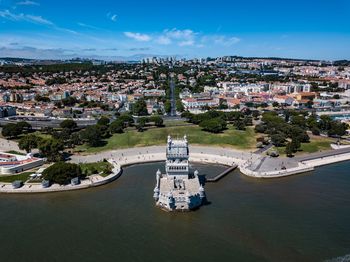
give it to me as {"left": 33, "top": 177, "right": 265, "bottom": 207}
{"left": 301, "top": 153, "right": 350, "bottom": 168}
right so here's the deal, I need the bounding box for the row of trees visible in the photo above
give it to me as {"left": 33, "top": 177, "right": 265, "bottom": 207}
{"left": 19, "top": 134, "right": 64, "bottom": 162}
{"left": 255, "top": 111, "right": 310, "bottom": 151}
{"left": 182, "top": 110, "right": 256, "bottom": 133}
{"left": 255, "top": 110, "right": 349, "bottom": 156}
{"left": 14, "top": 113, "right": 164, "bottom": 156}
{"left": 1, "top": 121, "right": 32, "bottom": 139}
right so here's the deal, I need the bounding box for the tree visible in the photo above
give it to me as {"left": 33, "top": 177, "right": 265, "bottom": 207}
{"left": 97, "top": 116, "right": 110, "bottom": 126}
{"left": 70, "top": 132, "right": 82, "bottom": 146}
{"left": 234, "top": 120, "right": 246, "bottom": 130}
{"left": 199, "top": 118, "right": 227, "bottom": 133}
{"left": 291, "top": 138, "right": 301, "bottom": 152}
{"left": 16, "top": 121, "right": 32, "bottom": 132}
{"left": 318, "top": 115, "right": 332, "bottom": 131}
{"left": 272, "top": 101, "right": 279, "bottom": 108}
{"left": 252, "top": 110, "right": 260, "bottom": 120}
{"left": 60, "top": 128, "right": 72, "bottom": 142}
{"left": 43, "top": 162, "right": 84, "bottom": 185}
{"left": 328, "top": 121, "right": 348, "bottom": 137}
{"left": 285, "top": 142, "right": 294, "bottom": 157}
{"left": 164, "top": 100, "right": 171, "bottom": 114}
{"left": 150, "top": 116, "right": 164, "bottom": 127}
{"left": 311, "top": 127, "right": 320, "bottom": 136}
{"left": 176, "top": 100, "right": 184, "bottom": 112}
{"left": 118, "top": 113, "right": 134, "bottom": 126}
{"left": 243, "top": 116, "right": 253, "bottom": 126}
{"left": 109, "top": 120, "right": 124, "bottom": 134}
{"left": 19, "top": 134, "right": 42, "bottom": 153}
{"left": 255, "top": 124, "right": 266, "bottom": 133}
{"left": 80, "top": 125, "right": 103, "bottom": 146}
{"left": 271, "top": 133, "right": 286, "bottom": 147}
{"left": 62, "top": 96, "right": 77, "bottom": 106}
{"left": 60, "top": 119, "right": 77, "bottom": 130}
{"left": 35, "top": 94, "right": 50, "bottom": 102}
{"left": 138, "top": 117, "right": 148, "bottom": 127}
{"left": 291, "top": 115, "right": 306, "bottom": 129}
{"left": 1, "top": 123, "right": 22, "bottom": 139}
{"left": 133, "top": 99, "right": 148, "bottom": 116}
{"left": 38, "top": 139, "right": 64, "bottom": 162}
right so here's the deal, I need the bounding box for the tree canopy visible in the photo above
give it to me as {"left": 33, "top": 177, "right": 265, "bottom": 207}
{"left": 43, "top": 162, "right": 84, "bottom": 185}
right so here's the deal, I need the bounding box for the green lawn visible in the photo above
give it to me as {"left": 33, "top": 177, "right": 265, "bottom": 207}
{"left": 299, "top": 139, "right": 333, "bottom": 153}
{"left": 0, "top": 172, "right": 33, "bottom": 183}
{"left": 77, "top": 126, "right": 257, "bottom": 154}
{"left": 163, "top": 120, "right": 193, "bottom": 127}
{"left": 272, "top": 137, "right": 334, "bottom": 156}
{"left": 80, "top": 161, "right": 113, "bottom": 177}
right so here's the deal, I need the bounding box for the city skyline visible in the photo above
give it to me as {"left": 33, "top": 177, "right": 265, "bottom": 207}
{"left": 0, "top": 0, "right": 350, "bottom": 60}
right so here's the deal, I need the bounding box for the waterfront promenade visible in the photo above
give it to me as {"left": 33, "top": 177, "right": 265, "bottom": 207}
{"left": 71, "top": 145, "right": 350, "bottom": 179}
{"left": 1, "top": 144, "right": 350, "bottom": 193}
{"left": 0, "top": 159, "right": 122, "bottom": 193}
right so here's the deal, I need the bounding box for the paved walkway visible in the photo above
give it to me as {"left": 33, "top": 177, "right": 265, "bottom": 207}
{"left": 71, "top": 145, "right": 259, "bottom": 165}
{"left": 0, "top": 138, "right": 24, "bottom": 153}
{"left": 295, "top": 146, "right": 350, "bottom": 161}
{"left": 71, "top": 144, "right": 350, "bottom": 179}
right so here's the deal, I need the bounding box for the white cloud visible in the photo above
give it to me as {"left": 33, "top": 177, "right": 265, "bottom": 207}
{"left": 0, "top": 9, "right": 78, "bottom": 34}
{"left": 0, "top": 9, "right": 53, "bottom": 25}
{"left": 16, "top": 1, "right": 40, "bottom": 6}
{"left": 159, "top": 28, "right": 197, "bottom": 47}
{"left": 164, "top": 28, "right": 195, "bottom": 40}
{"left": 78, "top": 22, "right": 101, "bottom": 30}
{"left": 111, "top": 14, "right": 117, "bottom": 22}
{"left": 156, "top": 36, "right": 171, "bottom": 45}
{"left": 107, "top": 12, "right": 117, "bottom": 22}
{"left": 179, "top": 40, "right": 195, "bottom": 47}
{"left": 214, "top": 36, "right": 241, "bottom": 46}
{"left": 25, "top": 14, "right": 53, "bottom": 25}
{"left": 124, "top": 32, "right": 151, "bottom": 42}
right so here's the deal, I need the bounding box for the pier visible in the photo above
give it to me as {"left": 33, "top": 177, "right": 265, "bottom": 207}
{"left": 206, "top": 164, "right": 238, "bottom": 182}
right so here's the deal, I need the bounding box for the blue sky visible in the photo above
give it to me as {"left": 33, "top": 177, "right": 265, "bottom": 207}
{"left": 0, "top": 0, "right": 349, "bottom": 60}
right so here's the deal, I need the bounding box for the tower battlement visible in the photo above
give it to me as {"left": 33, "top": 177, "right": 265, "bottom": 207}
{"left": 153, "top": 136, "right": 206, "bottom": 211}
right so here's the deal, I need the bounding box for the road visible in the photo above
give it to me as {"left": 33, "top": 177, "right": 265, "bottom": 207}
{"left": 169, "top": 77, "right": 176, "bottom": 117}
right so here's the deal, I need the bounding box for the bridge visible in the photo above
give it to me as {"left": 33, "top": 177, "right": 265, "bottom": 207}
{"left": 206, "top": 164, "right": 238, "bottom": 182}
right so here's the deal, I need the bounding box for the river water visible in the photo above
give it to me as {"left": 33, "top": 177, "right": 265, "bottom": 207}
{"left": 0, "top": 162, "right": 349, "bottom": 262}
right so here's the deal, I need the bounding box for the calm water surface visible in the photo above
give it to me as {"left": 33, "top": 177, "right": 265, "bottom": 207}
{"left": 0, "top": 162, "right": 350, "bottom": 262}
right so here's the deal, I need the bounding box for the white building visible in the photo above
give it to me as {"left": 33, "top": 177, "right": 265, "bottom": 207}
{"left": 153, "top": 136, "right": 206, "bottom": 211}
{"left": 0, "top": 152, "right": 44, "bottom": 175}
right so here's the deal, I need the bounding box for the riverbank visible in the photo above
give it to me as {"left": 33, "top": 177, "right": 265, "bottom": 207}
{"left": 0, "top": 159, "right": 122, "bottom": 193}
{"left": 2, "top": 144, "right": 350, "bottom": 193}
{"left": 71, "top": 145, "right": 350, "bottom": 179}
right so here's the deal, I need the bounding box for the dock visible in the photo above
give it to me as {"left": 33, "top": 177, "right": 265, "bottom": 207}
{"left": 206, "top": 164, "right": 238, "bottom": 182}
